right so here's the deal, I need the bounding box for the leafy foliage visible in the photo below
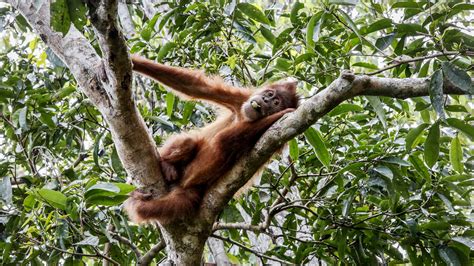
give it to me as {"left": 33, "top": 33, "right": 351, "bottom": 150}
{"left": 1, "top": 0, "right": 473, "bottom": 264}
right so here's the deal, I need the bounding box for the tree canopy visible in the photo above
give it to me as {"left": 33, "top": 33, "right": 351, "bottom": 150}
{"left": 0, "top": 0, "right": 473, "bottom": 265}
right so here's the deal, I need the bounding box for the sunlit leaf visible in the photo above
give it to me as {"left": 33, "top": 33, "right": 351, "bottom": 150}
{"left": 289, "top": 138, "right": 299, "bottom": 161}
{"left": 37, "top": 189, "right": 67, "bottom": 210}
{"left": 304, "top": 127, "right": 331, "bottom": 167}
{"left": 51, "top": 0, "right": 71, "bottom": 35}
{"left": 237, "top": 3, "right": 270, "bottom": 25}
{"left": 446, "top": 118, "right": 474, "bottom": 141}
{"left": 290, "top": 2, "right": 304, "bottom": 26}
{"left": 405, "top": 123, "right": 429, "bottom": 151}
{"left": 450, "top": 136, "right": 463, "bottom": 173}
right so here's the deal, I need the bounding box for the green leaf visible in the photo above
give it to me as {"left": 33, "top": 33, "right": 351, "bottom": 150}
{"left": 275, "top": 58, "right": 292, "bottom": 71}
{"left": 290, "top": 2, "right": 304, "bottom": 26}
{"left": 374, "top": 165, "right": 393, "bottom": 179}
{"left": 418, "top": 60, "right": 431, "bottom": 78}
{"left": 66, "top": 0, "right": 86, "bottom": 31}
{"left": 420, "top": 221, "right": 450, "bottom": 231}
{"left": 86, "top": 183, "right": 120, "bottom": 196}
{"left": 405, "top": 123, "right": 429, "bottom": 151}
{"left": 396, "top": 23, "right": 428, "bottom": 35}
{"left": 442, "top": 62, "right": 473, "bottom": 94}
{"left": 424, "top": 122, "right": 440, "bottom": 168}
{"left": 375, "top": 33, "right": 395, "bottom": 51}
{"left": 445, "top": 105, "right": 468, "bottom": 113}
{"left": 110, "top": 148, "right": 124, "bottom": 174}
{"left": 140, "top": 26, "right": 152, "bottom": 41}
{"left": 23, "top": 194, "right": 36, "bottom": 210}
{"left": 39, "top": 112, "right": 56, "bottom": 129}
{"left": 260, "top": 26, "right": 275, "bottom": 45}
{"left": 392, "top": 2, "right": 424, "bottom": 9}
{"left": 93, "top": 133, "right": 104, "bottom": 168}
{"left": 181, "top": 102, "right": 196, "bottom": 125}
{"left": 330, "top": 0, "right": 358, "bottom": 5}
{"left": 352, "top": 62, "right": 378, "bottom": 70}
{"left": 338, "top": 10, "right": 362, "bottom": 41}
{"left": 366, "top": 96, "right": 386, "bottom": 128}
{"left": 394, "top": 35, "right": 406, "bottom": 55}
{"left": 304, "top": 127, "right": 331, "bottom": 167}
{"left": 380, "top": 157, "right": 411, "bottom": 167}
{"left": 306, "top": 13, "right": 322, "bottom": 51}
{"left": 0, "top": 88, "right": 15, "bottom": 101}
{"left": 86, "top": 195, "right": 129, "bottom": 206}
{"left": 366, "top": 18, "right": 393, "bottom": 34}
{"left": 438, "top": 247, "right": 461, "bottom": 266}
{"left": 156, "top": 42, "right": 176, "bottom": 62}
{"left": 452, "top": 237, "right": 474, "bottom": 251}
{"left": 441, "top": 174, "right": 472, "bottom": 182}
{"left": 112, "top": 183, "right": 135, "bottom": 194}
{"left": 37, "top": 188, "right": 67, "bottom": 210}
{"left": 237, "top": 3, "right": 270, "bottom": 25}
{"left": 289, "top": 138, "right": 299, "bottom": 161}
{"left": 51, "top": 0, "right": 71, "bottom": 36}
{"left": 429, "top": 70, "right": 445, "bottom": 120}
{"left": 342, "top": 190, "right": 356, "bottom": 217}
{"left": 166, "top": 92, "right": 175, "bottom": 117}
{"left": 84, "top": 182, "right": 134, "bottom": 206}
{"left": 446, "top": 118, "right": 474, "bottom": 141}
{"left": 54, "top": 84, "right": 76, "bottom": 100}
{"left": 450, "top": 136, "right": 463, "bottom": 173}
{"left": 328, "top": 103, "right": 364, "bottom": 116}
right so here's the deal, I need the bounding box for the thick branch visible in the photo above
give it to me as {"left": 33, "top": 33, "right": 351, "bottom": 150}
{"left": 201, "top": 72, "right": 473, "bottom": 224}
{"left": 7, "top": 0, "right": 164, "bottom": 187}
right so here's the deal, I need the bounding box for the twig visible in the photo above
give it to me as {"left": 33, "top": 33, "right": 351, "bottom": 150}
{"left": 367, "top": 51, "right": 472, "bottom": 75}
{"left": 139, "top": 240, "right": 165, "bottom": 266}
{"left": 0, "top": 113, "right": 39, "bottom": 177}
{"left": 213, "top": 222, "right": 265, "bottom": 232}
{"left": 110, "top": 232, "right": 142, "bottom": 260}
{"left": 103, "top": 223, "right": 114, "bottom": 266}
{"left": 29, "top": 238, "right": 119, "bottom": 265}
{"left": 211, "top": 234, "right": 293, "bottom": 265}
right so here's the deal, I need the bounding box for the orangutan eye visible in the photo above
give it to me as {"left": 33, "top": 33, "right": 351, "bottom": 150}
{"left": 274, "top": 99, "right": 279, "bottom": 105}
{"left": 267, "top": 91, "right": 274, "bottom": 97}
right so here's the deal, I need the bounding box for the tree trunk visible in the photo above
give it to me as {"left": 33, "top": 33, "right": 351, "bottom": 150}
{"left": 160, "top": 220, "right": 212, "bottom": 265}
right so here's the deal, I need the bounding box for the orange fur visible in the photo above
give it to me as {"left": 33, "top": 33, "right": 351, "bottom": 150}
{"left": 124, "top": 55, "right": 298, "bottom": 224}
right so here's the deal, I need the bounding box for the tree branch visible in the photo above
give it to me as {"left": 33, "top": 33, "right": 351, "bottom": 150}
{"left": 110, "top": 232, "right": 142, "bottom": 260}
{"left": 207, "top": 236, "right": 232, "bottom": 265}
{"left": 139, "top": 240, "right": 166, "bottom": 266}
{"left": 201, "top": 71, "right": 472, "bottom": 224}
{"left": 6, "top": 0, "right": 164, "bottom": 188}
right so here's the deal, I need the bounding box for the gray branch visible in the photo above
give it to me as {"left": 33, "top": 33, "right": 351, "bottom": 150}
{"left": 207, "top": 236, "right": 232, "bottom": 265}
{"left": 6, "top": 0, "right": 164, "bottom": 188}
{"left": 201, "top": 72, "right": 472, "bottom": 223}
{"left": 118, "top": 0, "right": 135, "bottom": 38}
{"left": 139, "top": 240, "right": 165, "bottom": 266}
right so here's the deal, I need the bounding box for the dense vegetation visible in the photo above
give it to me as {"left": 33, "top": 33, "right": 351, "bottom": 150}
{"left": 0, "top": 0, "right": 473, "bottom": 264}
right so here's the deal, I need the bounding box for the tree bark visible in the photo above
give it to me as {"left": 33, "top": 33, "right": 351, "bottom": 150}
{"left": 5, "top": 1, "right": 473, "bottom": 264}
